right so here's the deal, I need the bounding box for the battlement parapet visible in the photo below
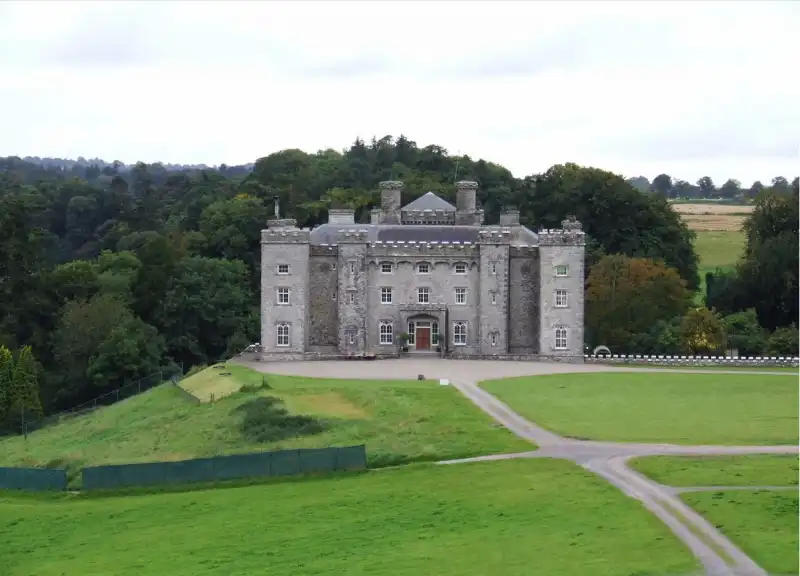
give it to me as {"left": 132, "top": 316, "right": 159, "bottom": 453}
{"left": 510, "top": 245, "right": 540, "bottom": 257}
{"left": 336, "top": 229, "right": 370, "bottom": 243}
{"left": 261, "top": 228, "right": 311, "bottom": 244}
{"left": 538, "top": 215, "right": 585, "bottom": 246}
{"left": 476, "top": 228, "right": 514, "bottom": 245}
{"left": 310, "top": 245, "right": 339, "bottom": 256}
{"left": 367, "top": 241, "right": 480, "bottom": 257}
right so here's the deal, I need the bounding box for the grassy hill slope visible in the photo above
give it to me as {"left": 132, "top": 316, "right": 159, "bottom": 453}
{"left": 0, "top": 365, "right": 530, "bottom": 477}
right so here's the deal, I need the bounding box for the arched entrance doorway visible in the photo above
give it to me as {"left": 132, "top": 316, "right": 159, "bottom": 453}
{"left": 406, "top": 314, "right": 440, "bottom": 352}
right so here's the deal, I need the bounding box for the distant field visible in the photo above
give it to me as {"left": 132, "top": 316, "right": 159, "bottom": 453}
{"left": 481, "top": 372, "right": 799, "bottom": 445}
{"left": 694, "top": 230, "right": 745, "bottom": 272}
{"left": 672, "top": 202, "right": 751, "bottom": 233}
{"left": 629, "top": 455, "right": 799, "bottom": 487}
{"left": 0, "top": 459, "right": 699, "bottom": 576}
{"left": 0, "top": 365, "right": 530, "bottom": 475}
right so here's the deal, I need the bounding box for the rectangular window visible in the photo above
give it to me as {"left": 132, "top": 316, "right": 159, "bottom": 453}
{"left": 379, "top": 321, "right": 394, "bottom": 345}
{"left": 453, "top": 321, "right": 467, "bottom": 346}
{"left": 431, "top": 322, "right": 439, "bottom": 345}
{"left": 381, "top": 287, "right": 393, "bottom": 304}
{"left": 454, "top": 263, "right": 467, "bottom": 274}
{"left": 332, "top": 291, "right": 337, "bottom": 301}
{"left": 454, "top": 287, "right": 466, "bottom": 305}
{"left": 555, "top": 289, "right": 568, "bottom": 308}
{"left": 417, "top": 262, "right": 430, "bottom": 274}
{"left": 417, "top": 287, "right": 430, "bottom": 304}
{"left": 555, "top": 265, "right": 568, "bottom": 277}
{"left": 381, "top": 262, "right": 393, "bottom": 274}
{"left": 407, "top": 322, "right": 415, "bottom": 345}
{"left": 491, "top": 333, "right": 497, "bottom": 347}
{"left": 490, "top": 262, "right": 497, "bottom": 275}
{"left": 347, "top": 291, "right": 356, "bottom": 304}
{"left": 277, "top": 264, "right": 289, "bottom": 275}
{"left": 277, "top": 287, "right": 290, "bottom": 305}
{"left": 555, "top": 327, "right": 568, "bottom": 350}
{"left": 491, "top": 292, "right": 497, "bottom": 305}
{"left": 332, "top": 263, "right": 337, "bottom": 271}
{"left": 348, "top": 331, "right": 355, "bottom": 345}
{"left": 349, "top": 261, "right": 356, "bottom": 274}
{"left": 276, "top": 323, "right": 290, "bottom": 347}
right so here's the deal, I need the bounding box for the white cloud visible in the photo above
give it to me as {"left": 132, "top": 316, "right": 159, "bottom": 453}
{"left": 0, "top": 0, "right": 797, "bottom": 184}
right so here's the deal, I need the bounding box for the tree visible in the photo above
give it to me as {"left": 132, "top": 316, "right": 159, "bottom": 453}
{"left": 680, "top": 308, "right": 726, "bottom": 355}
{"left": 523, "top": 164, "right": 699, "bottom": 289}
{"left": 156, "top": 257, "right": 253, "bottom": 367}
{"left": 586, "top": 255, "right": 692, "bottom": 351}
{"left": 722, "top": 309, "right": 767, "bottom": 356}
{"left": 51, "top": 294, "right": 138, "bottom": 405}
{"left": 696, "top": 176, "right": 716, "bottom": 197}
{"left": 651, "top": 174, "right": 672, "bottom": 198}
{"left": 0, "top": 345, "right": 43, "bottom": 432}
{"left": 0, "top": 346, "right": 12, "bottom": 429}
{"left": 719, "top": 179, "right": 741, "bottom": 199}
{"left": 766, "top": 325, "right": 799, "bottom": 356}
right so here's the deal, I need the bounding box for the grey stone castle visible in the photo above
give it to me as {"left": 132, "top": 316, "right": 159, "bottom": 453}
{"left": 260, "top": 181, "right": 585, "bottom": 361}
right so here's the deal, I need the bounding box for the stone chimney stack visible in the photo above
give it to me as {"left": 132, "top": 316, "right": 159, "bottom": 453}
{"left": 379, "top": 181, "right": 403, "bottom": 224}
{"left": 455, "top": 180, "right": 479, "bottom": 225}
{"left": 499, "top": 209, "right": 520, "bottom": 226}
{"left": 328, "top": 208, "right": 355, "bottom": 225}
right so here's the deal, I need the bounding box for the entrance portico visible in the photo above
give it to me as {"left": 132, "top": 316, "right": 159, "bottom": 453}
{"left": 403, "top": 309, "right": 445, "bottom": 353}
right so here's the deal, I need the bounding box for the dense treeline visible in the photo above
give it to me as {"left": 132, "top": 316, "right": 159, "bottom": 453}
{"left": 0, "top": 135, "right": 796, "bottom": 432}
{"left": 626, "top": 173, "right": 799, "bottom": 201}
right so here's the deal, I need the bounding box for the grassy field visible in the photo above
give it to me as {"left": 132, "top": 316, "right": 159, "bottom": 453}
{"left": 682, "top": 491, "right": 798, "bottom": 575}
{"left": 671, "top": 202, "right": 752, "bottom": 233}
{"left": 694, "top": 230, "right": 745, "bottom": 272}
{"left": 0, "top": 459, "right": 699, "bottom": 576}
{"left": 0, "top": 365, "right": 530, "bottom": 475}
{"left": 481, "top": 372, "right": 798, "bottom": 445}
{"left": 629, "top": 455, "right": 799, "bottom": 487}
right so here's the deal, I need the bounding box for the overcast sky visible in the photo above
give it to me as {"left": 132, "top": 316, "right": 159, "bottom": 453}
{"left": 1, "top": 1, "right": 798, "bottom": 184}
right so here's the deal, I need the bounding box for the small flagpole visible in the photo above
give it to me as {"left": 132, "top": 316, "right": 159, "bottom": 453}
{"left": 453, "top": 150, "right": 460, "bottom": 184}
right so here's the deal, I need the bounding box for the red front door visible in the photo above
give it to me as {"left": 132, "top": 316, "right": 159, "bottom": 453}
{"left": 416, "top": 327, "right": 431, "bottom": 350}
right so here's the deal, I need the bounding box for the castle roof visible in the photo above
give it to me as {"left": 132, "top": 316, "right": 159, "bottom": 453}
{"left": 401, "top": 192, "right": 456, "bottom": 212}
{"left": 309, "top": 223, "right": 540, "bottom": 246}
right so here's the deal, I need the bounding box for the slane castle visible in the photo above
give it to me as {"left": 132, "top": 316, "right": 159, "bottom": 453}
{"left": 260, "top": 181, "right": 585, "bottom": 361}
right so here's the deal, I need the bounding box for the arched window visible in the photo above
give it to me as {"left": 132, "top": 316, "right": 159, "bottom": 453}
{"left": 453, "top": 321, "right": 467, "bottom": 346}
{"left": 276, "top": 323, "right": 290, "bottom": 347}
{"left": 379, "top": 321, "right": 394, "bottom": 345}
{"left": 555, "top": 327, "right": 568, "bottom": 350}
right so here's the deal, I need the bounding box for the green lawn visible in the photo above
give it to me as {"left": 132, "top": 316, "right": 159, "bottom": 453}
{"left": 0, "top": 365, "right": 530, "bottom": 476}
{"left": 629, "top": 455, "right": 799, "bottom": 487}
{"left": 0, "top": 459, "right": 699, "bottom": 576}
{"left": 481, "top": 373, "right": 798, "bottom": 445}
{"left": 682, "top": 491, "right": 798, "bottom": 575}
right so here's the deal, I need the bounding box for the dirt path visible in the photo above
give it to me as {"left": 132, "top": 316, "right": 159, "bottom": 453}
{"left": 243, "top": 358, "right": 797, "bottom": 576}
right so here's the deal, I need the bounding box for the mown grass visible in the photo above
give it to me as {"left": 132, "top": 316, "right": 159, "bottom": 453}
{"left": 0, "top": 365, "right": 530, "bottom": 475}
{"left": 0, "top": 459, "right": 699, "bottom": 576}
{"left": 481, "top": 372, "right": 798, "bottom": 445}
{"left": 629, "top": 455, "right": 799, "bottom": 487}
{"left": 682, "top": 490, "right": 799, "bottom": 575}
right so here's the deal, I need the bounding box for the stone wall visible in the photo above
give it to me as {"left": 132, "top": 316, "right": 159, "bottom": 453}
{"left": 308, "top": 250, "right": 338, "bottom": 348}
{"left": 260, "top": 228, "right": 310, "bottom": 354}
{"left": 538, "top": 227, "right": 585, "bottom": 357}
{"left": 509, "top": 247, "right": 540, "bottom": 353}
{"left": 365, "top": 243, "right": 481, "bottom": 355}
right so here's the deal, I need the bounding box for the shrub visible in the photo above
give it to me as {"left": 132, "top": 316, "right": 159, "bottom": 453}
{"left": 233, "top": 396, "right": 325, "bottom": 442}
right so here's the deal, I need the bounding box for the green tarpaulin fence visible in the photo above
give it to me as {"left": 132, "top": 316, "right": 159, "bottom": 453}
{"left": 82, "top": 445, "right": 367, "bottom": 490}
{"left": 0, "top": 467, "right": 67, "bottom": 491}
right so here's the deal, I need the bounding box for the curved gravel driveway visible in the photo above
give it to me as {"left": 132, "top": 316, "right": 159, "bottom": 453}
{"left": 240, "top": 357, "right": 798, "bottom": 576}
